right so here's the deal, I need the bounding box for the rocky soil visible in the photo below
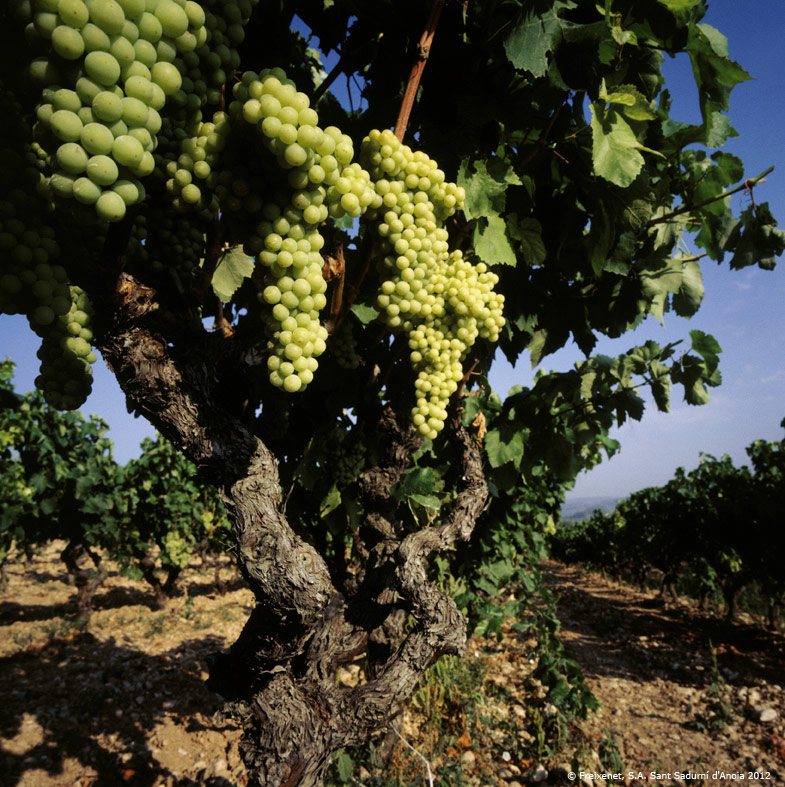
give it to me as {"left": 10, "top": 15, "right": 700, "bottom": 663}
{"left": 543, "top": 561, "right": 785, "bottom": 785}
{"left": 0, "top": 546, "right": 783, "bottom": 786}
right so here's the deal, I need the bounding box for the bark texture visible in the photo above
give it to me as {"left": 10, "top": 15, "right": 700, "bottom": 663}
{"left": 93, "top": 268, "right": 488, "bottom": 786}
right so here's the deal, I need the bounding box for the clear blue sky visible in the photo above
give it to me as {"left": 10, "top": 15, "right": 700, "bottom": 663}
{"left": 2, "top": 0, "right": 783, "bottom": 502}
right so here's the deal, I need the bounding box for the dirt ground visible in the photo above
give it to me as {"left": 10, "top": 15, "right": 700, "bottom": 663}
{"left": 542, "top": 561, "right": 785, "bottom": 785}
{"left": 1, "top": 546, "right": 783, "bottom": 786}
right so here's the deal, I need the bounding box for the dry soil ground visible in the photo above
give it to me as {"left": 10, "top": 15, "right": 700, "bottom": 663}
{"left": 0, "top": 547, "right": 783, "bottom": 786}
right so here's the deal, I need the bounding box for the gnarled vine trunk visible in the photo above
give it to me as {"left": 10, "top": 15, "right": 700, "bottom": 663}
{"left": 94, "top": 268, "right": 487, "bottom": 785}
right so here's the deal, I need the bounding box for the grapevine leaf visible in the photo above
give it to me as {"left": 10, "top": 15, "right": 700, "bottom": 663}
{"left": 503, "top": 0, "right": 578, "bottom": 78}
{"left": 600, "top": 82, "right": 656, "bottom": 121}
{"left": 509, "top": 216, "right": 547, "bottom": 267}
{"left": 704, "top": 107, "right": 737, "bottom": 148}
{"left": 579, "top": 370, "right": 596, "bottom": 401}
{"left": 694, "top": 208, "right": 737, "bottom": 261}
{"left": 484, "top": 427, "right": 524, "bottom": 469}
{"left": 527, "top": 329, "right": 548, "bottom": 367}
{"left": 350, "top": 303, "right": 379, "bottom": 323}
{"left": 336, "top": 752, "right": 353, "bottom": 782}
{"left": 671, "top": 259, "right": 704, "bottom": 317}
{"left": 408, "top": 493, "right": 441, "bottom": 510}
{"left": 590, "top": 104, "right": 646, "bottom": 188}
{"left": 657, "top": 0, "right": 702, "bottom": 11}
{"left": 320, "top": 484, "right": 342, "bottom": 517}
{"left": 392, "top": 467, "right": 439, "bottom": 503}
{"left": 610, "top": 23, "right": 637, "bottom": 48}
{"left": 474, "top": 216, "right": 518, "bottom": 266}
{"left": 638, "top": 257, "right": 682, "bottom": 322}
{"left": 690, "top": 329, "right": 721, "bottom": 372}
{"left": 458, "top": 159, "right": 511, "bottom": 221}
{"left": 211, "top": 246, "right": 255, "bottom": 303}
{"left": 687, "top": 23, "right": 751, "bottom": 119}
{"left": 651, "top": 376, "right": 671, "bottom": 412}
{"left": 615, "top": 388, "right": 645, "bottom": 424}
{"left": 726, "top": 203, "right": 785, "bottom": 271}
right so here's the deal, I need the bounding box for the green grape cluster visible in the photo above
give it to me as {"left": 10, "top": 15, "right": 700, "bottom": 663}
{"left": 330, "top": 318, "right": 362, "bottom": 370}
{"left": 325, "top": 161, "right": 378, "bottom": 220}
{"left": 360, "top": 128, "right": 505, "bottom": 440}
{"left": 24, "top": 0, "right": 212, "bottom": 222}
{"left": 218, "top": 67, "right": 362, "bottom": 393}
{"left": 0, "top": 78, "right": 102, "bottom": 412}
{"left": 154, "top": 0, "right": 256, "bottom": 210}
{"left": 161, "top": 108, "right": 229, "bottom": 212}
{"left": 318, "top": 427, "right": 368, "bottom": 488}
{"left": 167, "top": 0, "right": 253, "bottom": 117}
{"left": 0, "top": 153, "right": 66, "bottom": 325}
{"left": 34, "top": 285, "right": 97, "bottom": 410}
{"left": 142, "top": 198, "right": 207, "bottom": 279}
{"left": 162, "top": 530, "right": 191, "bottom": 568}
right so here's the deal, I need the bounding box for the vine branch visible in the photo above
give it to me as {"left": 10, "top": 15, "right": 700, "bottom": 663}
{"left": 647, "top": 165, "right": 775, "bottom": 227}
{"left": 394, "top": 0, "right": 446, "bottom": 141}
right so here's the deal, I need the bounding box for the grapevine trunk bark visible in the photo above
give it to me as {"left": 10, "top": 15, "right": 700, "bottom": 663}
{"left": 93, "top": 271, "right": 487, "bottom": 785}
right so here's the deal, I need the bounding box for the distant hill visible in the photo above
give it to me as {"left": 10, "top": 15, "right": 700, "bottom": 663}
{"left": 560, "top": 496, "right": 619, "bottom": 522}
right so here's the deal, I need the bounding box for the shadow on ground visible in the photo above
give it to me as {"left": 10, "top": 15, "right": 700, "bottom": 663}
{"left": 0, "top": 631, "right": 242, "bottom": 786}
{"left": 542, "top": 560, "right": 785, "bottom": 689}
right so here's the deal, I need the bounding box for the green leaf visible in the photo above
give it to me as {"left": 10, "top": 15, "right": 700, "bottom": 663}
{"left": 527, "top": 329, "right": 548, "bottom": 367}
{"left": 393, "top": 467, "right": 439, "bottom": 502}
{"left": 579, "top": 370, "right": 596, "bottom": 401}
{"left": 690, "top": 329, "right": 721, "bottom": 370}
{"left": 320, "top": 484, "right": 342, "bottom": 517}
{"left": 671, "top": 259, "right": 704, "bottom": 317}
{"left": 336, "top": 751, "right": 353, "bottom": 781}
{"left": 727, "top": 203, "right": 785, "bottom": 271}
{"left": 350, "top": 303, "right": 379, "bottom": 324}
{"left": 650, "top": 376, "right": 671, "bottom": 412}
{"left": 485, "top": 427, "right": 524, "bottom": 469}
{"left": 704, "top": 106, "right": 736, "bottom": 148}
{"left": 687, "top": 23, "right": 752, "bottom": 119}
{"left": 656, "top": 0, "right": 703, "bottom": 16}
{"left": 474, "top": 216, "right": 518, "bottom": 266}
{"left": 503, "top": 0, "right": 578, "bottom": 78}
{"left": 600, "top": 82, "right": 656, "bottom": 121}
{"left": 590, "top": 103, "right": 646, "bottom": 188}
{"left": 409, "top": 493, "right": 441, "bottom": 510}
{"left": 211, "top": 246, "right": 255, "bottom": 302}
{"left": 638, "top": 257, "right": 684, "bottom": 323}
{"left": 509, "top": 216, "right": 547, "bottom": 267}
{"left": 458, "top": 158, "right": 516, "bottom": 221}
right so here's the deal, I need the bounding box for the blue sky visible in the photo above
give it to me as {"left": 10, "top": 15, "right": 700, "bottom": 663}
{"left": 2, "top": 0, "right": 783, "bottom": 502}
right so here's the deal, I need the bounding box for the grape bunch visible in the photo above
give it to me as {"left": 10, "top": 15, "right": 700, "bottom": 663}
{"left": 164, "top": 0, "right": 254, "bottom": 124}
{"left": 330, "top": 318, "right": 362, "bottom": 370}
{"left": 316, "top": 426, "right": 368, "bottom": 488}
{"left": 153, "top": 0, "right": 257, "bottom": 211}
{"left": 141, "top": 199, "right": 207, "bottom": 280}
{"left": 0, "top": 86, "right": 99, "bottom": 411}
{"left": 34, "top": 286, "right": 97, "bottom": 410}
{"left": 24, "top": 0, "right": 211, "bottom": 222}
{"left": 159, "top": 108, "right": 229, "bottom": 213}
{"left": 360, "top": 128, "right": 505, "bottom": 440}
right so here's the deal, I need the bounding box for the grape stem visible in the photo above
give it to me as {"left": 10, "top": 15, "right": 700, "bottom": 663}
{"left": 331, "top": 237, "right": 376, "bottom": 333}
{"left": 455, "top": 357, "right": 479, "bottom": 400}
{"left": 197, "top": 213, "right": 224, "bottom": 302}
{"left": 393, "top": 0, "right": 447, "bottom": 141}
{"left": 324, "top": 245, "right": 346, "bottom": 334}
{"left": 214, "top": 299, "right": 233, "bottom": 338}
